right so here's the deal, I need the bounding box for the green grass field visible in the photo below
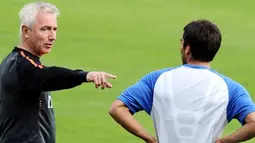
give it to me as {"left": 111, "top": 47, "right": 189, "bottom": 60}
{"left": 1, "top": 0, "right": 255, "bottom": 142}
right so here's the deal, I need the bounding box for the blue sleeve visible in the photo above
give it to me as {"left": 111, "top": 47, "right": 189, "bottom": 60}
{"left": 226, "top": 79, "right": 255, "bottom": 125}
{"left": 117, "top": 68, "right": 171, "bottom": 115}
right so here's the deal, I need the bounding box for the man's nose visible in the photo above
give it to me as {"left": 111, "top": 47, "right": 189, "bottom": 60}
{"left": 49, "top": 30, "right": 56, "bottom": 41}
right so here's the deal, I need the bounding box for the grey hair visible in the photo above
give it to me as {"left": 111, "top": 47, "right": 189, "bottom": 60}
{"left": 18, "top": 1, "right": 60, "bottom": 39}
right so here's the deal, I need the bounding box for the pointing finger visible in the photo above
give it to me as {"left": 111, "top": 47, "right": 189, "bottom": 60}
{"left": 105, "top": 73, "right": 117, "bottom": 79}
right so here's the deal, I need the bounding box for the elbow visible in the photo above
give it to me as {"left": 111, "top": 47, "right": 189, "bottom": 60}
{"left": 109, "top": 99, "right": 129, "bottom": 118}
{"left": 108, "top": 104, "right": 118, "bottom": 117}
{"left": 108, "top": 100, "right": 126, "bottom": 118}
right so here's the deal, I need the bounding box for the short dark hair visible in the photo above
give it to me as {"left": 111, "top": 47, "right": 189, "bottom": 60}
{"left": 182, "top": 19, "right": 222, "bottom": 62}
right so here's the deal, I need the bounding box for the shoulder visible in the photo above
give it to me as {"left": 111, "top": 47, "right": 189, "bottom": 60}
{"left": 209, "top": 70, "right": 248, "bottom": 97}
{"left": 0, "top": 50, "right": 21, "bottom": 72}
{"left": 140, "top": 66, "right": 181, "bottom": 88}
{"left": 17, "top": 51, "right": 44, "bottom": 71}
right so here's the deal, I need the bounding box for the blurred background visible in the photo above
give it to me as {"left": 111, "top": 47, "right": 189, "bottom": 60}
{"left": 1, "top": 0, "right": 255, "bottom": 142}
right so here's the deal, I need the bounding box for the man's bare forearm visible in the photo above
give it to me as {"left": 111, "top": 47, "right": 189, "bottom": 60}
{"left": 109, "top": 105, "right": 156, "bottom": 143}
{"left": 219, "top": 122, "right": 255, "bottom": 143}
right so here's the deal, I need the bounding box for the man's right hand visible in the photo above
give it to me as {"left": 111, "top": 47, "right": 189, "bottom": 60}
{"left": 86, "top": 71, "right": 117, "bottom": 89}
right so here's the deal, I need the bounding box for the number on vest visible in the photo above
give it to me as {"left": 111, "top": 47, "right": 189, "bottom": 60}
{"left": 48, "top": 95, "right": 53, "bottom": 108}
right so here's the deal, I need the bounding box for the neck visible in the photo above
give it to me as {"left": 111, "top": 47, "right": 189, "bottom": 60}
{"left": 17, "top": 41, "right": 40, "bottom": 57}
{"left": 187, "top": 60, "right": 211, "bottom": 68}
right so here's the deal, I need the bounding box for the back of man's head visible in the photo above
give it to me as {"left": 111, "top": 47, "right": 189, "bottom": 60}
{"left": 182, "top": 19, "right": 222, "bottom": 62}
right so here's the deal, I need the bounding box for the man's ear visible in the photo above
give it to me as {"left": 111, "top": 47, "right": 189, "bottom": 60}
{"left": 21, "top": 25, "right": 30, "bottom": 39}
{"left": 184, "top": 45, "right": 191, "bottom": 55}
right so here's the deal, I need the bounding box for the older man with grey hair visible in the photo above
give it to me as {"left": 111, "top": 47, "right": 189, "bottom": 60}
{"left": 0, "top": 1, "right": 116, "bottom": 143}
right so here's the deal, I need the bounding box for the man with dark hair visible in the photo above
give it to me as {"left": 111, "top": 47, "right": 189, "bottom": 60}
{"left": 108, "top": 19, "right": 255, "bottom": 143}
{"left": 182, "top": 19, "right": 221, "bottom": 63}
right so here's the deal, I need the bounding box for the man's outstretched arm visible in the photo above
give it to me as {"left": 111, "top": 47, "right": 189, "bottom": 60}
{"left": 18, "top": 57, "right": 116, "bottom": 92}
{"left": 109, "top": 99, "right": 157, "bottom": 143}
